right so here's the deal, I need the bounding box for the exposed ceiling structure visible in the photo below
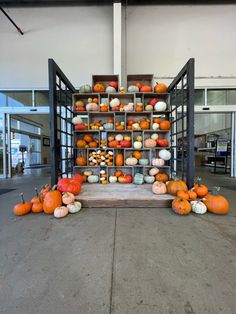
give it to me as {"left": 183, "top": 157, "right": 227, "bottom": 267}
{"left": 0, "top": 0, "right": 235, "bottom": 6}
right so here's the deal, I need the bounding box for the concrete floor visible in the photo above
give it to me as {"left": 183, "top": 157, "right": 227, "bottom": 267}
{"left": 0, "top": 167, "right": 236, "bottom": 314}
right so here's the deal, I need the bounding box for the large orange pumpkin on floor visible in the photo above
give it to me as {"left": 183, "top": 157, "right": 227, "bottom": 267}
{"left": 166, "top": 179, "right": 188, "bottom": 195}
{"left": 76, "top": 156, "right": 86, "bottom": 166}
{"left": 172, "top": 198, "right": 191, "bottom": 215}
{"left": 43, "top": 187, "right": 62, "bottom": 214}
{"left": 13, "top": 193, "right": 32, "bottom": 216}
{"left": 93, "top": 83, "right": 105, "bottom": 93}
{"left": 154, "top": 82, "right": 168, "bottom": 93}
{"left": 203, "top": 187, "right": 229, "bottom": 215}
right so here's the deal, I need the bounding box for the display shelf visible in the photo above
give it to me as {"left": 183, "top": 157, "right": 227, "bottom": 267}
{"left": 92, "top": 75, "right": 119, "bottom": 91}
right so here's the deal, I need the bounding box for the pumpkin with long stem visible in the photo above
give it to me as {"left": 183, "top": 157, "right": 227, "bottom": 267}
{"left": 13, "top": 193, "right": 32, "bottom": 216}
{"left": 193, "top": 177, "right": 208, "bottom": 197}
{"left": 203, "top": 187, "right": 229, "bottom": 215}
{"left": 31, "top": 188, "right": 43, "bottom": 213}
{"left": 43, "top": 185, "right": 62, "bottom": 214}
{"left": 172, "top": 198, "right": 191, "bottom": 215}
{"left": 40, "top": 184, "right": 51, "bottom": 200}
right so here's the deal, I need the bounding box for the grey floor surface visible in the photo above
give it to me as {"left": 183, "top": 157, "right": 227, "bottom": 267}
{"left": 0, "top": 167, "right": 235, "bottom": 314}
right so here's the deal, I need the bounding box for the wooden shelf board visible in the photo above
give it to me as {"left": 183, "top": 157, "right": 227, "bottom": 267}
{"left": 75, "top": 184, "right": 174, "bottom": 208}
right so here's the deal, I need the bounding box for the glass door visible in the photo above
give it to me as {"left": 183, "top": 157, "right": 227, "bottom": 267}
{"left": 0, "top": 114, "right": 4, "bottom": 177}
{"left": 29, "top": 137, "right": 41, "bottom": 165}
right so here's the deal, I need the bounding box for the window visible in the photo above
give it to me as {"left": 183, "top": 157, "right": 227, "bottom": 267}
{"left": 226, "top": 90, "right": 236, "bottom": 105}
{"left": 207, "top": 90, "right": 227, "bottom": 106}
{"left": 0, "top": 91, "right": 32, "bottom": 107}
{"left": 195, "top": 89, "right": 205, "bottom": 106}
{"left": 35, "top": 91, "right": 49, "bottom": 106}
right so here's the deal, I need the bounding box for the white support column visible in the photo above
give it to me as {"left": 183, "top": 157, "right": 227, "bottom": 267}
{"left": 231, "top": 112, "right": 236, "bottom": 177}
{"left": 113, "top": 2, "right": 122, "bottom": 85}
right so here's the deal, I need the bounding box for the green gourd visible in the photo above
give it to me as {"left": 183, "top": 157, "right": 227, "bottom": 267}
{"left": 139, "top": 158, "right": 149, "bottom": 165}
{"left": 88, "top": 175, "right": 99, "bottom": 183}
{"left": 144, "top": 175, "right": 155, "bottom": 184}
{"left": 106, "top": 86, "right": 116, "bottom": 93}
{"left": 134, "top": 173, "right": 144, "bottom": 185}
{"left": 79, "top": 84, "right": 92, "bottom": 93}
{"left": 128, "top": 85, "right": 139, "bottom": 92}
{"left": 103, "top": 123, "right": 114, "bottom": 130}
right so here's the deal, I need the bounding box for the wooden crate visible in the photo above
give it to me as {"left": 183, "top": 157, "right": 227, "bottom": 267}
{"left": 127, "top": 74, "right": 153, "bottom": 91}
{"left": 92, "top": 75, "right": 119, "bottom": 92}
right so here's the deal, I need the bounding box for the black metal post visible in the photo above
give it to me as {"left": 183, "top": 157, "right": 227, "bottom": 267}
{"left": 0, "top": 7, "right": 24, "bottom": 35}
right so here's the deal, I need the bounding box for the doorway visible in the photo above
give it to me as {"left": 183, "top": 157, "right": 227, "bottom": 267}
{"left": 0, "top": 107, "right": 49, "bottom": 178}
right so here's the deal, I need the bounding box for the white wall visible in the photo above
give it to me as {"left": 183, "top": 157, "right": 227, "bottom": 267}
{"left": 126, "top": 5, "right": 236, "bottom": 87}
{"left": 0, "top": 6, "right": 113, "bottom": 89}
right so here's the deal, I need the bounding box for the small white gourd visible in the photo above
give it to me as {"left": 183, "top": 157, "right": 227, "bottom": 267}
{"left": 67, "top": 201, "right": 82, "bottom": 214}
{"left": 115, "top": 134, "right": 124, "bottom": 141}
{"left": 110, "top": 98, "right": 120, "bottom": 108}
{"left": 151, "top": 133, "right": 159, "bottom": 140}
{"left": 72, "top": 116, "right": 83, "bottom": 125}
{"left": 109, "top": 176, "right": 118, "bottom": 183}
{"left": 191, "top": 201, "right": 207, "bottom": 214}
{"left": 133, "top": 141, "right": 142, "bottom": 149}
{"left": 152, "top": 123, "right": 160, "bottom": 130}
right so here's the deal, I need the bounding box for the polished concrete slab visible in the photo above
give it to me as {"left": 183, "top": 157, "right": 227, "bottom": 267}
{"left": 0, "top": 167, "right": 235, "bottom": 314}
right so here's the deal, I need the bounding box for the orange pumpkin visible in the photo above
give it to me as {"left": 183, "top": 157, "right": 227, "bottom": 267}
{"left": 76, "top": 156, "right": 86, "bottom": 166}
{"left": 193, "top": 177, "right": 208, "bottom": 197}
{"left": 133, "top": 151, "right": 142, "bottom": 159}
{"left": 154, "top": 82, "right": 168, "bottom": 93}
{"left": 153, "top": 117, "right": 162, "bottom": 124}
{"left": 76, "top": 139, "right": 86, "bottom": 148}
{"left": 188, "top": 190, "right": 197, "bottom": 201}
{"left": 140, "top": 85, "right": 152, "bottom": 92}
{"left": 116, "top": 153, "right": 124, "bottom": 166}
{"left": 93, "top": 83, "right": 105, "bottom": 93}
{"left": 159, "top": 120, "right": 171, "bottom": 130}
{"left": 108, "top": 140, "right": 119, "bottom": 148}
{"left": 203, "top": 187, "right": 229, "bottom": 215}
{"left": 136, "top": 105, "right": 143, "bottom": 112}
{"left": 13, "top": 193, "right": 32, "bottom": 216}
{"left": 31, "top": 188, "right": 43, "bottom": 213}
{"left": 116, "top": 125, "right": 125, "bottom": 130}
{"left": 115, "top": 170, "right": 123, "bottom": 177}
{"left": 43, "top": 186, "right": 62, "bottom": 214}
{"left": 40, "top": 184, "right": 51, "bottom": 200}
{"left": 100, "top": 105, "right": 108, "bottom": 112}
{"left": 166, "top": 179, "right": 188, "bottom": 195}
{"left": 177, "top": 190, "right": 189, "bottom": 200}
{"left": 89, "top": 141, "right": 98, "bottom": 148}
{"left": 82, "top": 174, "right": 87, "bottom": 183}
{"left": 140, "top": 121, "right": 150, "bottom": 130}
{"left": 93, "top": 98, "right": 99, "bottom": 104}
{"left": 172, "top": 198, "right": 191, "bottom": 215}
{"left": 135, "top": 82, "right": 142, "bottom": 90}
{"left": 84, "top": 134, "right": 93, "bottom": 143}
{"left": 155, "top": 172, "right": 169, "bottom": 183}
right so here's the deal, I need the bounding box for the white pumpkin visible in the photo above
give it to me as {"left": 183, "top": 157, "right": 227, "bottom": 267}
{"left": 191, "top": 201, "right": 207, "bottom": 214}
{"left": 132, "top": 123, "right": 141, "bottom": 130}
{"left": 72, "top": 116, "right": 83, "bottom": 125}
{"left": 109, "top": 176, "right": 118, "bottom": 183}
{"left": 149, "top": 167, "right": 160, "bottom": 176}
{"left": 152, "top": 123, "right": 160, "bottom": 130}
{"left": 115, "top": 134, "right": 123, "bottom": 141}
{"left": 110, "top": 98, "right": 120, "bottom": 108}
{"left": 154, "top": 101, "right": 167, "bottom": 112}
{"left": 159, "top": 149, "right": 171, "bottom": 161}
{"left": 151, "top": 133, "right": 159, "bottom": 140}
{"left": 100, "top": 170, "right": 106, "bottom": 175}
{"left": 128, "top": 85, "right": 139, "bottom": 92}
{"left": 124, "top": 103, "right": 134, "bottom": 112}
{"left": 106, "top": 86, "right": 116, "bottom": 93}
{"left": 84, "top": 170, "right": 92, "bottom": 176}
{"left": 152, "top": 158, "right": 165, "bottom": 167}
{"left": 67, "top": 201, "right": 82, "bottom": 214}
{"left": 54, "top": 206, "right": 69, "bottom": 219}
{"left": 125, "top": 157, "right": 138, "bottom": 166}
{"left": 133, "top": 141, "right": 142, "bottom": 149}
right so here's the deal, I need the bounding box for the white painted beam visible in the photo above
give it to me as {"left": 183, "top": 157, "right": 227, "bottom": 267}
{"left": 113, "top": 2, "right": 122, "bottom": 85}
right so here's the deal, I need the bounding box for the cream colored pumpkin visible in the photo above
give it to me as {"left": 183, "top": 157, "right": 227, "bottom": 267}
{"left": 86, "top": 102, "right": 99, "bottom": 111}
{"left": 115, "top": 134, "right": 123, "bottom": 141}
{"left": 152, "top": 181, "right": 167, "bottom": 194}
{"left": 159, "top": 149, "right": 171, "bottom": 161}
{"left": 144, "top": 138, "right": 156, "bottom": 148}
{"left": 145, "top": 105, "right": 153, "bottom": 111}
{"left": 151, "top": 133, "right": 158, "bottom": 140}
{"left": 152, "top": 158, "right": 165, "bottom": 167}
{"left": 152, "top": 123, "right": 160, "bottom": 130}
{"left": 109, "top": 176, "right": 118, "bottom": 183}
{"left": 54, "top": 206, "right": 69, "bottom": 218}
{"left": 84, "top": 170, "right": 92, "bottom": 176}
{"left": 72, "top": 116, "right": 83, "bottom": 125}
{"left": 110, "top": 98, "right": 120, "bottom": 108}
{"left": 149, "top": 167, "right": 160, "bottom": 176}
{"left": 133, "top": 141, "right": 142, "bottom": 149}
{"left": 125, "top": 157, "right": 138, "bottom": 166}
{"left": 62, "top": 192, "right": 75, "bottom": 205}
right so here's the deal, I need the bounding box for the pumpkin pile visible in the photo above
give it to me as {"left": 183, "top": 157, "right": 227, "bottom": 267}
{"left": 81, "top": 170, "right": 99, "bottom": 183}
{"left": 94, "top": 81, "right": 118, "bottom": 93}
{"left": 126, "top": 118, "right": 151, "bottom": 130}
{"left": 108, "top": 134, "right": 132, "bottom": 148}
{"left": 90, "top": 118, "right": 114, "bottom": 130}
{"left": 75, "top": 97, "right": 99, "bottom": 112}
{"left": 144, "top": 134, "right": 169, "bottom": 148}
{"left": 133, "top": 135, "right": 143, "bottom": 149}
{"left": 110, "top": 98, "right": 134, "bottom": 112}
{"left": 13, "top": 176, "right": 83, "bottom": 219}
{"left": 100, "top": 170, "right": 107, "bottom": 184}
{"left": 100, "top": 102, "right": 109, "bottom": 112}
{"left": 152, "top": 118, "right": 171, "bottom": 131}
{"left": 136, "top": 102, "right": 143, "bottom": 112}
{"left": 72, "top": 116, "right": 88, "bottom": 131}
{"left": 151, "top": 176, "right": 230, "bottom": 216}
{"left": 115, "top": 121, "right": 125, "bottom": 130}
{"left": 128, "top": 83, "right": 152, "bottom": 92}
{"left": 76, "top": 134, "right": 99, "bottom": 149}
{"left": 88, "top": 150, "right": 113, "bottom": 166}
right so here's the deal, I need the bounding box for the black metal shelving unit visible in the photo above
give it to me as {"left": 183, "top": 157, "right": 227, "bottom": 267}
{"left": 49, "top": 58, "right": 195, "bottom": 187}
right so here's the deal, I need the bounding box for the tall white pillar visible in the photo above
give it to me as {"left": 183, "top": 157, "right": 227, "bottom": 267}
{"left": 231, "top": 112, "right": 236, "bottom": 177}
{"left": 113, "top": 2, "right": 122, "bottom": 85}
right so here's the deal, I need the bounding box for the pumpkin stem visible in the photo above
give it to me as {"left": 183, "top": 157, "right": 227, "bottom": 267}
{"left": 195, "top": 176, "right": 202, "bottom": 186}
{"left": 20, "top": 193, "right": 25, "bottom": 204}
{"left": 212, "top": 186, "right": 220, "bottom": 196}
{"left": 52, "top": 184, "right": 57, "bottom": 191}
